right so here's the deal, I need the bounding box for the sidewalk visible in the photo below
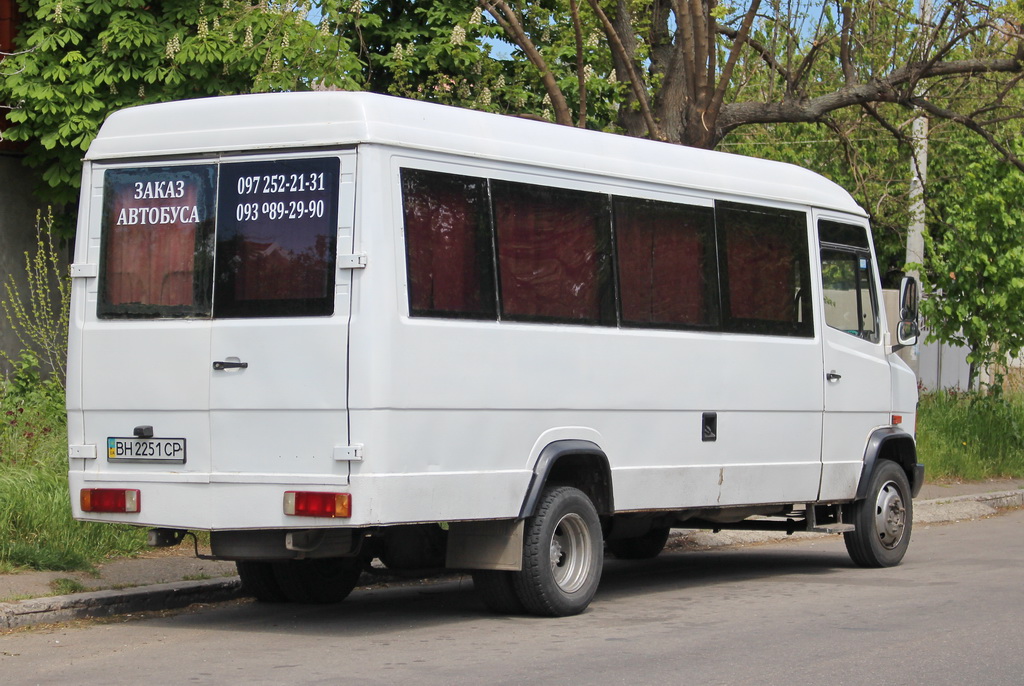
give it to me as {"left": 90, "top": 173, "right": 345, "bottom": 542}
{"left": 2, "top": 479, "right": 1022, "bottom": 630}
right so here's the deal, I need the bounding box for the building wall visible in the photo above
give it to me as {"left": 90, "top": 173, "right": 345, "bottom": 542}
{"left": 2, "top": 0, "right": 41, "bottom": 376}
{"left": 0, "top": 153, "right": 45, "bottom": 375}
{"left": 883, "top": 290, "right": 970, "bottom": 393}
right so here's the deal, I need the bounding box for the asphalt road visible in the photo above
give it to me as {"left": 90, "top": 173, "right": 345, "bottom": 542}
{"left": 2, "top": 510, "right": 1022, "bottom": 686}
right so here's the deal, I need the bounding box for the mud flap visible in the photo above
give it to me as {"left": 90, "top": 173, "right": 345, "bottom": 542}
{"left": 446, "top": 520, "right": 524, "bottom": 571}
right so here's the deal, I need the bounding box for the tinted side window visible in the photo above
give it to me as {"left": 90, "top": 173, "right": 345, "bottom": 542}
{"left": 717, "top": 202, "right": 812, "bottom": 337}
{"left": 401, "top": 169, "right": 496, "bottom": 319}
{"left": 215, "top": 158, "right": 340, "bottom": 318}
{"left": 493, "top": 181, "right": 614, "bottom": 325}
{"left": 819, "top": 220, "right": 870, "bottom": 249}
{"left": 99, "top": 165, "right": 216, "bottom": 319}
{"left": 820, "top": 221, "right": 879, "bottom": 343}
{"left": 615, "top": 197, "right": 718, "bottom": 329}
{"left": 821, "top": 249, "right": 879, "bottom": 342}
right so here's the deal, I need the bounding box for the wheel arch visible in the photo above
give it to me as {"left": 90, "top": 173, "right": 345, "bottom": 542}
{"left": 518, "top": 439, "right": 613, "bottom": 519}
{"left": 855, "top": 426, "right": 924, "bottom": 500}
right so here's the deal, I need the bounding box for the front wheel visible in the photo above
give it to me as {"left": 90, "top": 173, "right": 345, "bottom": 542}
{"left": 844, "top": 461, "right": 913, "bottom": 568}
{"left": 512, "top": 486, "right": 603, "bottom": 617}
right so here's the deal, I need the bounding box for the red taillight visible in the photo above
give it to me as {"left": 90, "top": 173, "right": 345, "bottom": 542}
{"left": 283, "top": 491, "right": 351, "bottom": 518}
{"left": 81, "top": 488, "right": 140, "bottom": 513}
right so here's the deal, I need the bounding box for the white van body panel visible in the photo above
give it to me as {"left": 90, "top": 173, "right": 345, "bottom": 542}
{"left": 68, "top": 93, "right": 912, "bottom": 536}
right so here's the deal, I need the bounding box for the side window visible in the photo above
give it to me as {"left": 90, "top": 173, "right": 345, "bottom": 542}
{"left": 214, "top": 158, "right": 340, "bottom": 318}
{"left": 820, "top": 221, "right": 879, "bottom": 343}
{"left": 99, "top": 165, "right": 216, "bottom": 319}
{"left": 492, "top": 181, "right": 614, "bottom": 325}
{"left": 614, "top": 197, "right": 719, "bottom": 329}
{"left": 716, "top": 202, "right": 812, "bottom": 337}
{"left": 401, "top": 169, "right": 496, "bottom": 319}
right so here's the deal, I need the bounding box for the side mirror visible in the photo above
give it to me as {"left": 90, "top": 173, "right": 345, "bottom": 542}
{"left": 896, "top": 276, "right": 919, "bottom": 347}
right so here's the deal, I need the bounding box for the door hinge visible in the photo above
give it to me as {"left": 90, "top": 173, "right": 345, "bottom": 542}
{"left": 333, "top": 444, "right": 364, "bottom": 461}
{"left": 70, "top": 263, "right": 98, "bottom": 278}
{"left": 337, "top": 253, "right": 367, "bottom": 270}
{"left": 69, "top": 444, "right": 98, "bottom": 459}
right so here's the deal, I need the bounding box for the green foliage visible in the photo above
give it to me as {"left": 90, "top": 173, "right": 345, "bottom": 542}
{"left": 1, "top": 0, "right": 367, "bottom": 212}
{"left": 361, "top": 2, "right": 624, "bottom": 129}
{"left": 1, "top": 377, "right": 147, "bottom": 572}
{"left": 1, "top": 209, "right": 71, "bottom": 384}
{"left": 917, "top": 391, "right": 1024, "bottom": 480}
{"left": 919, "top": 135, "right": 1024, "bottom": 387}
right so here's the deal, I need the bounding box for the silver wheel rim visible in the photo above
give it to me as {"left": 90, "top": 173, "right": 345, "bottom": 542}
{"left": 874, "top": 480, "right": 907, "bottom": 550}
{"left": 549, "top": 512, "right": 593, "bottom": 593}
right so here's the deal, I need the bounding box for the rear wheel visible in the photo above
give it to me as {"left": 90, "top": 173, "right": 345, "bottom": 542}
{"left": 236, "top": 560, "right": 288, "bottom": 602}
{"left": 607, "top": 527, "right": 671, "bottom": 560}
{"left": 272, "top": 557, "right": 364, "bottom": 604}
{"left": 844, "top": 461, "right": 913, "bottom": 568}
{"left": 512, "top": 486, "right": 603, "bottom": 617}
{"left": 472, "top": 570, "right": 526, "bottom": 614}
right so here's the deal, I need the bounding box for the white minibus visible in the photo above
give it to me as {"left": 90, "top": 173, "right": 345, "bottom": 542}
{"left": 67, "top": 92, "right": 922, "bottom": 616}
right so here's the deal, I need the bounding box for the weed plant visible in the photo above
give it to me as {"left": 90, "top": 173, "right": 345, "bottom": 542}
{"left": 916, "top": 390, "right": 1024, "bottom": 480}
{"left": 1, "top": 361, "right": 146, "bottom": 573}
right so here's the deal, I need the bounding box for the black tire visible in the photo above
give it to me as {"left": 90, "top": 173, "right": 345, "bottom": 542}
{"left": 844, "top": 460, "right": 913, "bottom": 568}
{"left": 378, "top": 524, "right": 448, "bottom": 571}
{"left": 607, "top": 527, "right": 671, "bottom": 560}
{"left": 472, "top": 570, "right": 527, "bottom": 614}
{"left": 272, "top": 557, "right": 364, "bottom": 604}
{"left": 236, "top": 560, "right": 288, "bottom": 603}
{"left": 512, "top": 486, "right": 603, "bottom": 617}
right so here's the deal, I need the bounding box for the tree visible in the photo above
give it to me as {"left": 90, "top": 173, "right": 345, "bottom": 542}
{"left": 918, "top": 131, "right": 1024, "bottom": 388}
{"left": 476, "top": 1, "right": 1024, "bottom": 165}
{"left": 0, "top": 0, "right": 369, "bottom": 211}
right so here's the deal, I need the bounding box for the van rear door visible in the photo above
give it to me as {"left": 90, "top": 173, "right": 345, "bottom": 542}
{"left": 208, "top": 155, "right": 353, "bottom": 479}
{"left": 81, "top": 163, "right": 217, "bottom": 477}
{"left": 78, "top": 153, "right": 353, "bottom": 485}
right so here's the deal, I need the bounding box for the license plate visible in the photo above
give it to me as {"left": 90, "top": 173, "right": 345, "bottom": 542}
{"left": 107, "top": 437, "right": 186, "bottom": 463}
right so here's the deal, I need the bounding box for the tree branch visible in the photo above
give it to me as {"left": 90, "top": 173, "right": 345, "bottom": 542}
{"left": 838, "top": 3, "right": 856, "bottom": 86}
{"left": 717, "top": 55, "right": 1024, "bottom": 141}
{"left": 479, "top": 0, "right": 573, "bottom": 126}
{"left": 716, "top": 24, "right": 790, "bottom": 85}
{"left": 586, "top": 0, "right": 663, "bottom": 139}
{"left": 706, "top": 0, "right": 762, "bottom": 130}
{"left": 570, "top": 0, "right": 587, "bottom": 128}
{"left": 859, "top": 103, "right": 911, "bottom": 147}
{"left": 910, "top": 96, "right": 1024, "bottom": 173}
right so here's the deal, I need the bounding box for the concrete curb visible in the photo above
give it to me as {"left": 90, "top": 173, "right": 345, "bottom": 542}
{"left": 923, "top": 489, "right": 1024, "bottom": 509}
{"left": 1, "top": 489, "right": 1021, "bottom": 630}
{"left": 0, "top": 577, "right": 242, "bottom": 630}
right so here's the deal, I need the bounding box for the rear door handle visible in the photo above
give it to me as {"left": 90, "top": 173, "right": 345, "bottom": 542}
{"left": 826, "top": 371, "right": 842, "bottom": 382}
{"left": 213, "top": 360, "right": 249, "bottom": 371}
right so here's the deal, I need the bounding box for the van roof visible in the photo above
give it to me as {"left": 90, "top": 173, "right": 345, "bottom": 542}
{"left": 86, "top": 91, "right": 865, "bottom": 216}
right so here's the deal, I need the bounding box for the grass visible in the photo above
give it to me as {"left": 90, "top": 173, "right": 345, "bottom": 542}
{"left": 50, "top": 578, "right": 87, "bottom": 595}
{"left": 916, "top": 390, "right": 1024, "bottom": 480}
{"left": 1, "top": 377, "right": 147, "bottom": 573}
